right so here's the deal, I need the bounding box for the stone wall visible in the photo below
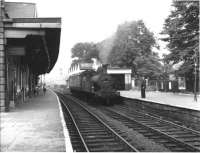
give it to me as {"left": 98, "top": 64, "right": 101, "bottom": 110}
{"left": 0, "top": 0, "right": 7, "bottom": 111}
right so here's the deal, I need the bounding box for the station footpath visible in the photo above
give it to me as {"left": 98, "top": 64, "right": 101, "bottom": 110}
{"left": 120, "top": 90, "right": 200, "bottom": 111}
{"left": 0, "top": 90, "right": 73, "bottom": 152}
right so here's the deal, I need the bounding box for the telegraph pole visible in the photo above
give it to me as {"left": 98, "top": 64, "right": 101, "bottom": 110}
{"left": 194, "top": 60, "right": 197, "bottom": 101}
{"left": 194, "top": 47, "right": 198, "bottom": 102}
{"left": 197, "top": 46, "right": 200, "bottom": 101}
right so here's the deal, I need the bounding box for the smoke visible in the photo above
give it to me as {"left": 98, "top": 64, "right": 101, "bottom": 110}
{"left": 97, "top": 34, "right": 116, "bottom": 64}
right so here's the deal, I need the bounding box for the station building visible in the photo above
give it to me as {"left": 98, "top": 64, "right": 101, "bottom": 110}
{"left": 0, "top": 1, "right": 61, "bottom": 111}
{"left": 106, "top": 67, "right": 132, "bottom": 90}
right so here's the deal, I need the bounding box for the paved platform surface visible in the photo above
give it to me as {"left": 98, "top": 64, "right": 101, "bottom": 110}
{"left": 0, "top": 90, "right": 72, "bottom": 152}
{"left": 120, "top": 90, "right": 200, "bottom": 111}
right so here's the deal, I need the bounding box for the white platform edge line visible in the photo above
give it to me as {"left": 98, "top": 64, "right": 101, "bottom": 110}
{"left": 49, "top": 89, "right": 73, "bottom": 152}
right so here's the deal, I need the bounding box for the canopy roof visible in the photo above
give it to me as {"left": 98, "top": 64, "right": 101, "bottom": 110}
{"left": 3, "top": 2, "right": 61, "bottom": 75}
{"left": 4, "top": 17, "right": 61, "bottom": 74}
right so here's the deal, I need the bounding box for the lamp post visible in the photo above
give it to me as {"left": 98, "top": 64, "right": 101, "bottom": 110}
{"left": 194, "top": 47, "right": 198, "bottom": 102}
{"left": 194, "top": 60, "right": 197, "bottom": 101}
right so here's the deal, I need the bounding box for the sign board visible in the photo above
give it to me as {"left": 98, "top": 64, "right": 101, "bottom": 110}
{"left": 8, "top": 46, "right": 25, "bottom": 56}
{"left": 107, "top": 69, "right": 132, "bottom": 74}
{"left": 79, "top": 63, "right": 93, "bottom": 70}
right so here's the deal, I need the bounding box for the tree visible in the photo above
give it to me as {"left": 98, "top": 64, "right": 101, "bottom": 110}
{"left": 71, "top": 42, "right": 99, "bottom": 63}
{"left": 135, "top": 54, "right": 163, "bottom": 78}
{"left": 108, "top": 20, "right": 161, "bottom": 78}
{"left": 161, "top": 1, "right": 199, "bottom": 91}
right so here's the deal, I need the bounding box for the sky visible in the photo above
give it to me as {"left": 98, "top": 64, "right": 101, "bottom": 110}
{"left": 6, "top": 0, "right": 173, "bottom": 84}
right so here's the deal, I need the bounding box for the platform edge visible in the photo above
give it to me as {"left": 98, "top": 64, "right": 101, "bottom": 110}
{"left": 49, "top": 89, "right": 73, "bottom": 152}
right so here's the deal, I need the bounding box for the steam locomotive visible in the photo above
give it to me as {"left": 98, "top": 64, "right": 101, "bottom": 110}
{"left": 68, "top": 64, "right": 122, "bottom": 105}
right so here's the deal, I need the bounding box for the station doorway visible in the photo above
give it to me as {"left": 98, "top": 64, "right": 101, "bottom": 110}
{"left": 107, "top": 67, "right": 132, "bottom": 90}
{"left": 111, "top": 74, "right": 125, "bottom": 90}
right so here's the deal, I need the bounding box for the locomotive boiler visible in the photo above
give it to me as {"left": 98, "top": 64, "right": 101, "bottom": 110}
{"left": 68, "top": 64, "right": 122, "bottom": 105}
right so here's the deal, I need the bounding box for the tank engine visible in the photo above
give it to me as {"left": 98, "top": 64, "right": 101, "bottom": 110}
{"left": 68, "top": 64, "right": 121, "bottom": 105}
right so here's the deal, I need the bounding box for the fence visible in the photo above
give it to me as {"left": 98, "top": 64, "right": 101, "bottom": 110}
{"left": 133, "top": 79, "right": 184, "bottom": 92}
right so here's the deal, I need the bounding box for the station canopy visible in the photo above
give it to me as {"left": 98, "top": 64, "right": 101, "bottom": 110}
{"left": 4, "top": 2, "right": 61, "bottom": 75}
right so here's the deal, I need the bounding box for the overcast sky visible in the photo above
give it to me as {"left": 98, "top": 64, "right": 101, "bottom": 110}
{"left": 6, "top": 0, "right": 173, "bottom": 84}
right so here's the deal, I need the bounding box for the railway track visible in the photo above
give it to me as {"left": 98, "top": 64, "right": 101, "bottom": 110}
{"left": 56, "top": 93, "right": 138, "bottom": 152}
{"left": 99, "top": 104, "right": 200, "bottom": 152}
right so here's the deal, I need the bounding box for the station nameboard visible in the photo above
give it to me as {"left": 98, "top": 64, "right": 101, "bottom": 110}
{"left": 79, "top": 63, "right": 93, "bottom": 70}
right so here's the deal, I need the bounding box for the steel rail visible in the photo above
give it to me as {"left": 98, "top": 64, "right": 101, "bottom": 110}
{"left": 112, "top": 103, "right": 200, "bottom": 149}
{"left": 59, "top": 93, "right": 139, "bottom": 152}
{"left": 123, "top": 97, "right": 200, "bottom": 134}
{"left": 59, "top": 96, "right": 89, "bottom": 152}
{"left": 133, "top": 108, "right": 200, "bottom": 136}
{"left": 116, "top": 102, "right": 200, "bottom": 136}
{"left": 72, "top": 97, "right": 139, "bottom": 152}
{"left": 106, "top": 107, "right": 200, "bottom": 152}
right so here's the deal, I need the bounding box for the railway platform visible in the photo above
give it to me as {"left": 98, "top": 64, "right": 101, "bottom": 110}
{"left": 120, "top": 90, "right": 200, "bottom": 131}
{"left": 0, "top": 89, "right": 73, "bottom": 152}
{"left": 120, "top": 90, "right": 200, "bottom": 111}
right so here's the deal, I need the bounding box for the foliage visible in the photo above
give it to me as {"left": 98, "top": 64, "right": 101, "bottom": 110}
{"left": 71, "top": 42, "right": 99, "bottom": 64}
{"left": 108, "top": 20, "right": 161, "bottom": 78}
{"left": 135, "top": 54, "right": 163, "bottom": 78}
{"left": 161, "top": 1, "right": 199, "bottom": 75}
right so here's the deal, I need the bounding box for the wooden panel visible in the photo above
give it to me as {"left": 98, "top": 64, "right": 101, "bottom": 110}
{"left": 5, "top": 29, "right": 45, "bottom": 38}
{"left": 0, "top": 70, "right": 5, "bottom": 76}
{"left": 12, "top": 18, "right": 61, "bottom": 23}
{"left": 0, "top": 34, "right": 3, "bottom": 39}
{"left": 0, "top": 33, "right": 4, "bottom": 37}
{"left": 11, "top": 22, "right": 61, "bottom": 28}
{"left": 7, "top": 46, "right": 25, "bottom": 56}
{"left": 0, "top": 77, "right": 5, "bottom": 84}
{"left": 0, "top": 64, "right": 5, "bottom": 70}
{"left": 0, "top": 57, "right": 5, "bottom": 64}
{"left": 0, "top": 51, "right": 5, "bottom": 56}
{"left": 0, "top": 84, "right": 5, "bottom": 92}
{"left": 0, "top": 22, "right": 3, "bottom": 27}
{"left": 0, "top": 92, "right": 5, "bottom": 99}
{"left": 0, "top": 101, "right": 5, "bottom": 107}
{"left": 0, "top": 39, "right": 4, "bottom": 44}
